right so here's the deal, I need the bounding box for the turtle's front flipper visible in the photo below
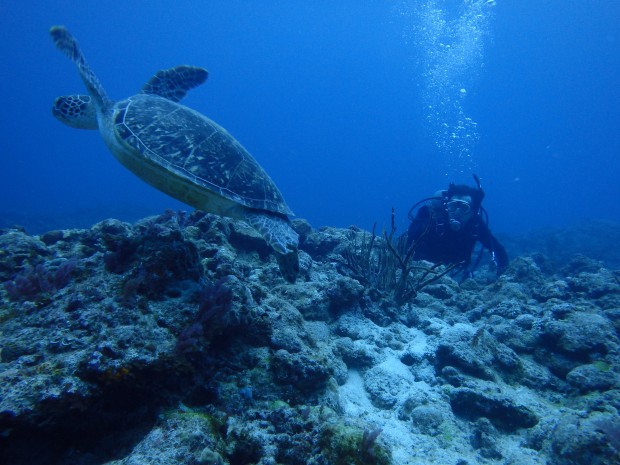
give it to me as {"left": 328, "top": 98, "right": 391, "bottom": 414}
{"left": 244, "top": 211, "right": 299, "bottom": 282}
{"left": 49, "top": 26, "right": 111, "bottom": 110}
{"left": 49, "top": 25, "right": 83, "bottom": 62}
{"left": 141, "top": 66, "right": 208, "bottom": 102}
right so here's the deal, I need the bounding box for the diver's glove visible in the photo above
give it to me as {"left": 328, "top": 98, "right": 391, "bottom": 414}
{"left": 491, "top": 251, "right": 507, "bottom": 277}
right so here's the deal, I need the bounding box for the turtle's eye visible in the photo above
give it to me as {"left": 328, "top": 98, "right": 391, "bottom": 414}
{"left": 52, "top": 98, "right": 68, "bottom": 117}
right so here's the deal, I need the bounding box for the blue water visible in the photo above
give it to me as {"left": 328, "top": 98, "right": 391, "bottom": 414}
{"left": 1, "top": 1, "right": 619, "bottom": 237}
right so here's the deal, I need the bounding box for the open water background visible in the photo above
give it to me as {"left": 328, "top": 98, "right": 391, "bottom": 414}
{"left": 0, "top": 1, "right": 618, "bottom": 238}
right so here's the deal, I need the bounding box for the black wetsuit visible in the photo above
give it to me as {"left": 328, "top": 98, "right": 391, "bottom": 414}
{"left": 406, "top": 204, "right": 508, "bottom": 275}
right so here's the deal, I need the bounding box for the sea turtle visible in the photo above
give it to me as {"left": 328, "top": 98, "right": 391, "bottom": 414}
{"left": 49, "top": 26, "right": 299, "bottom": 282}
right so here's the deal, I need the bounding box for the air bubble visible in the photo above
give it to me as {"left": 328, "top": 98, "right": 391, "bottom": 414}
{"left": 396, "top": 0, "right": 494, "bottom": 174}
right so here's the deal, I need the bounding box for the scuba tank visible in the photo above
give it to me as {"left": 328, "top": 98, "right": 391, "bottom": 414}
{"left": 407, "top": 190, "right": 448, "bottom": 234}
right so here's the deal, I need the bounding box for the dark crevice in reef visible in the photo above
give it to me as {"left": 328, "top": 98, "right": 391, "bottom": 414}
{"left": 0, "top": 364, "right": 194, "bottom": 465}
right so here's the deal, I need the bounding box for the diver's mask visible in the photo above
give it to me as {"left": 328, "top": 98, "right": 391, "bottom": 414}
{"left": 446, "top": 196, "right": 473, "bottom": 231}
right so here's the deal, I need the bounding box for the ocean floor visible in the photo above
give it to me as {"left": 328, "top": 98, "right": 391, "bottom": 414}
{"left": 1, "top": 211, "right": 619, "bottom": 465}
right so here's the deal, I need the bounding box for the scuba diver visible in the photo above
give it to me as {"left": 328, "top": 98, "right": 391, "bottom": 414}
{"left": 405, "top": 175, "right": 508, "bottom": 278}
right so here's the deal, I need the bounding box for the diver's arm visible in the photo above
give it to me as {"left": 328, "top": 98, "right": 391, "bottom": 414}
{"left": 489, "top": 236, "right": 509, "bottom": 274}
{"left": 478, "top": 225, "right": 509, "bottom": 274}
{"left": 406, "top": 206, "right": 431, "bottom": 247}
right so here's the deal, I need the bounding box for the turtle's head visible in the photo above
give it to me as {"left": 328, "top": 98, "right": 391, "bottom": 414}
{"left": 52, "top": 94, "right": 98, "bottom": 130}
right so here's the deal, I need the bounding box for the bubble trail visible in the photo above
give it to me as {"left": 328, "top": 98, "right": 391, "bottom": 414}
{"left": 397, "top": 0, "right": 496, "bottom": 175}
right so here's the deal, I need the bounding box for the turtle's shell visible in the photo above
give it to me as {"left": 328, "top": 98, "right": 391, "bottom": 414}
{"left": 112, "top": 94, "right": 292, "bottom": 216}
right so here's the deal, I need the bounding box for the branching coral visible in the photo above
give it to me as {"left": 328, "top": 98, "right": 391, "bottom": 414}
{"left": 344, "top": 208, "right": 458, "bottom": 304}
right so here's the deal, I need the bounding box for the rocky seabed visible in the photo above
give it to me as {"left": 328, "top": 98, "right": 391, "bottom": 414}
{"left": 1, "top": 211, "right": 619, "bottom": 465}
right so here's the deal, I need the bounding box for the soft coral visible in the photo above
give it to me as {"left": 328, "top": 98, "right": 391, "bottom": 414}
{"left": 3, "top": 258, "right": 77, "bottom": 302}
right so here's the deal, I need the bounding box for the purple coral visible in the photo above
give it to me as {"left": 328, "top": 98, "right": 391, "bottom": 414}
{"left": 3, "top": 257, "right": 77, "bottom": 302}
{"left": 176, "top": 277, "right": 234, "bottom": 352}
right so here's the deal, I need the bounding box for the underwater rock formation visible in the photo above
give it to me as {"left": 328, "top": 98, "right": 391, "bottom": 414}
{"left": 0, "top": 212, "right": 619, "bottom": 465}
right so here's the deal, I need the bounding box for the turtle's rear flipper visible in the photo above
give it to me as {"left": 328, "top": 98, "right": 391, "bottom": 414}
{"left": 245, "top": 211, "right": 299, "bottom": 282}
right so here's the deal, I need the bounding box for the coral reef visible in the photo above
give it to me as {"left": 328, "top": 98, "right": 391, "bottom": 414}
{"left": 1, "top": 213, "right": 619, "bottom": 465}
{"left": 343, "top": 218, "right": 458, "bottom": 305}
